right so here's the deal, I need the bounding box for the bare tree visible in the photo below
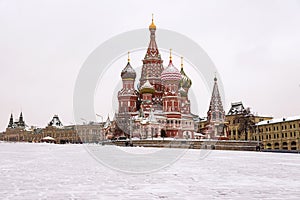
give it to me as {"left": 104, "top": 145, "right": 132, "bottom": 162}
{"left": 235, "top": 108, "right": 256, "bottom": 141}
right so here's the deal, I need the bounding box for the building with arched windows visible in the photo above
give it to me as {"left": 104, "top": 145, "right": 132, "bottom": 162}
{"left": 254, "top": 116, "right": 300, "bottom": 151}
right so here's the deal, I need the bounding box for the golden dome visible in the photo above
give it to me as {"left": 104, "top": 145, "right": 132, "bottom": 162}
{"left": 149, "top": 14, "right": 156, "bottom": 29}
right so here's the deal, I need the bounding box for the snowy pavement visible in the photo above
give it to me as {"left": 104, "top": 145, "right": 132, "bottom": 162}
{"left": 0, "top": 143, "right": 299, "bottom": 199}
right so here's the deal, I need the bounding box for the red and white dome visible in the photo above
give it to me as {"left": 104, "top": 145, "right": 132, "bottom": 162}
{"left": 161, "top": 60, "right": 181, "bottom": 82}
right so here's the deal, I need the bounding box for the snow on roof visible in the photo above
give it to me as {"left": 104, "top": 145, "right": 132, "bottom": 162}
{"left": 257, "top": 116, "right": 300, "bottom": 126}
{"left": 48, "top": 115, "right": 63, "bottom": 128}
{"left": 227, "top": 102, "right": 245, "bottom": 115}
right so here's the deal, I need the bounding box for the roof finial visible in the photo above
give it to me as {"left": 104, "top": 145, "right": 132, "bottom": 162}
{"left": 149, "top": 14, "right": 156, "bottom": 29}
{"left": 181, "top": 57, "right": 184, "bottom": 69}
{"left": 214, "top": 72, "right": 217, "bottom": 82}
{"left": 128, "top": 51, "right": 130, "bottom": 62}
{"left": 169, "top": 49, "right": 172, "bottom": 61}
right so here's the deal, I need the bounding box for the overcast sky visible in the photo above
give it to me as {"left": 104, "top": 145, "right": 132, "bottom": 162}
{"left": 1, "top": 0, "right": 300, "bottom": 131}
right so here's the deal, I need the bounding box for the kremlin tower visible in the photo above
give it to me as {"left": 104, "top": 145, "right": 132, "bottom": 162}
{"left": 116, "top": 17, "right": 195, "bottom": 139}
{"left": 204, "top": 76, "right": 227, "bottom": 139}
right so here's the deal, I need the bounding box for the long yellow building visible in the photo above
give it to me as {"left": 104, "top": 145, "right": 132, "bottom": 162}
{"left": 255, "top": 116, "right": 300, "bottom": 151}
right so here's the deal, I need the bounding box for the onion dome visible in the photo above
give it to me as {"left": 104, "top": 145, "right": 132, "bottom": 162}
{"left": 161, "top": 50, "right": 181, "bottom": 82}
{"left": 140, "top": 80, "right": 155, "bottom": 94}
{"left": 149, "top": 14, "right": 156, "bottom": 29}
{"left": 179, "top": 57, "right": 192, "bottom": 89}
{"left": 179, "top": 86, "right": 187, "bottom": 97}
{"left": 121, "top": 52, "right": 136, "bottom": 79}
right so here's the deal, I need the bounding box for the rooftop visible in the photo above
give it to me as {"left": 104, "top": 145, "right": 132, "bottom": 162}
{"left": 257, "top": 116, "right": 300, "bottom": 126}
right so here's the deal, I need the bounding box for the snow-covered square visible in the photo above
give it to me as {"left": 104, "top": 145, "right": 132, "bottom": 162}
{"left": 0, "top": 143, "right": 299, "bottom": 199}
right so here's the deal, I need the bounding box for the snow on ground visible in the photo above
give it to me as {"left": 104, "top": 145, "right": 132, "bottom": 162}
{"left": 0, "top": 142, "right": 300, "bottom": 200}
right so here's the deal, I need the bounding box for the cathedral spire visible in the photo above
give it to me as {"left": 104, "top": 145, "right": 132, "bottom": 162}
{"left": 144, "top": 15, "right": 159, "bottom": 59}
{"left": 207, "top": 76, "right": 225, "bottom": 122}
{"left": 179, "top": 57, "right": 192, "bottom": 90}
{"left": 18, "top": 112, "right": 25, "bottom": 127}
{"left": 121, "top": 52, "right": 136, "bottom": 80}
{"left": 8, "top": 113, "right": 14, "bottom": 128}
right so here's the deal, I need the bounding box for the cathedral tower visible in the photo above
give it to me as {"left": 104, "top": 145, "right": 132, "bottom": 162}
{"left": 8, "top": 113, "right": 14, "bottom": 128}
{"left": 179, "top": 57, "right": 192, "bottom": 114}
{"left": 205, "top": 76, "right": 227, "bottom": 138}
{"left": 139, "top": 16, "right": 164, "bottom": 109}
{"left": 161, "top": 50, "right": 182, "bottom": 137}
{"left": 118, "top": 52, "right": 138, "bottom": 113}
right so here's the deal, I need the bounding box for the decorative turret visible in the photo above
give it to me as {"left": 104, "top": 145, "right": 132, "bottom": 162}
{"left": 117, "top": 52, "right": 138, "bottom": 113}
{"left": 8, "top": 113, "right": 14, "bottom": 128}
{"left": 207, "top": 76, "right": 225, "bottom": 122}
{"left": 145, "top": 14, "right": 159, "bottom": 60}
{"left": 162, "top": 49, "right": 182, "bottom": 138}
{"left": 161, "top": 50, "right": 181, "bottom": 83}
{"left": 18, "top": 112, "right": 25, "bottom": 127}
{"left": 179, "top": 57, "right": 192, "bottom": 90}
{"left": 140, "top": 15, "right": 164, "bottom": 109}
{"left": 178, "top": 57, "right": 192, "bottom": 115}
{"left": 139, "top": 79, "right": 155, "bottom": 112}
{"left": 204, "top": 75, "right": 227, "bottom": 139}
{"left": 121, "top": 52, "right": 136, "bottom": 80}
{"left": 140, "top": 80, "right": 155, "bottom": 94}
{"left": 48, "top": 115, "right": 63, "bottom": 128}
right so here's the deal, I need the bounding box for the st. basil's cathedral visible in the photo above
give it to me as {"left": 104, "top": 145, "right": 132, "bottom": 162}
{"left": 115, "top": 18, "right": 197, "bottom": 139}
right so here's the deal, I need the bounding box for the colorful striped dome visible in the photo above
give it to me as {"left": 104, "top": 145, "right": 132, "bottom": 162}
{"left": 161, "top": 60, "right": 181, "bottom": 82}
{"left": 140, "top": 80, "right": 155, "bottom": 94}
